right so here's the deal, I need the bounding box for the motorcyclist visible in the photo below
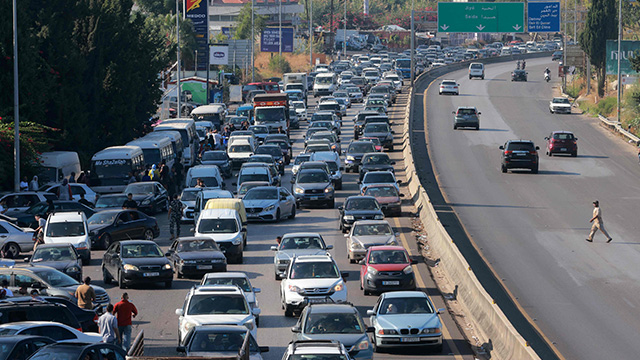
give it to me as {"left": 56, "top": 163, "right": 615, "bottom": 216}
{"left": 544, "top": 67, "right": 551, "bottom": 75}
{"left": 522, "top": 59, "right": 526, "bottom": 69}
{"left": 516, "top": 60, "right": 521, "bottom": 69}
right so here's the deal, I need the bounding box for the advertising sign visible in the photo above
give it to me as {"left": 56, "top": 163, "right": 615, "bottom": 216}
{"left": 606, "top": 40, "right": 640, "bottom": 75}
{"left": 261, "top": 28, "right": 294, "bottom": 52}
{"left": 527, "top": 2, "right": 560, "bottom": 32}
{"left": 437, "top": 2, "right": 524, "bottom": 33}
{"left": 209, "top": 45, "right": 229, "bottom": 65}
{"left": 184, "top": 0, "right": 209, "bottom": 71}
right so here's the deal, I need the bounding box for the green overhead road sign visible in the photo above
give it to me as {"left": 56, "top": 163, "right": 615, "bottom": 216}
{"left": 437, "top": 2, "right": 525, "bottom": 33}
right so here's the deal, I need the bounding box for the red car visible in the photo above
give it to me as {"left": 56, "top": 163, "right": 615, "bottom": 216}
{"left": 545, "top": 130, "right": 577, "bottom": 157}
{"left": 362, "top": 184, "right": 403, "bottom": 216}
{"left": 359, "top": 245, "right": 416, "bottom": 295}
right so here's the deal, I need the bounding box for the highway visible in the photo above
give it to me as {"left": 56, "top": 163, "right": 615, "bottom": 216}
{"left": 421, "top": 57, "right": 640, "bottom": 360}
{"left": 81, "top": 88, "right": 475, "bottom": 359}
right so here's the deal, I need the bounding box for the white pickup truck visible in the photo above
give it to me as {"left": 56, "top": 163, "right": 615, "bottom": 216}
{"left": 549, "top": 97, "right": 572, "bottom": 114}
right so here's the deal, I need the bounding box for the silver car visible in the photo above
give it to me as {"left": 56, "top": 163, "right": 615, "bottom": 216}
{"left": 242, "top": 186, "right": 296, "bottom": 222}
{"left": 346, "top": 220, "right": 398, "bottom": 263}
{"left": 270, "top": 232, "right": 333, "bottom": 279}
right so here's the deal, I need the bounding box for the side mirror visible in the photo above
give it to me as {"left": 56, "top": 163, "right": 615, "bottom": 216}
{"left": 535, "top": 146, "right": 540, "bottom": 150}
{"left": 175, "top": 309, "right": 184, "bottom": 316}
{"left": 189, "top": 227, "right": 195, "bottom": 233}
{"left": 478, "top": 112, "right": 481, "bottom": 115}
{"left": 343, "top": 233, "right": 349, "bottom": 238}
{"left": 452, "top": 111, "right": 456, "bottom": 114}
{"left": 358, "top": 259, "right": 365, "bottom": 265}
{"left": 341, "top": 271, "right": 349, "bottom": 279}
{"left": 338, "top": 206, "right": 344, "bottom": 211}
{"left": 399, "top": 193, "right": 405, "bottom": 197}
{"left": 499, "top": 145, "right": 504, "bottom": 150}
{"left": 176, "top": 346, "right": 186, "bottom": 353}
{"left": 411, "top": 259, "right": 419, "bottom": 265}
{"left": 241, "top": 228, "right": 247, "bottom": 232}
{"left": 396, "top": 180, "right": 402, "bottom": 184}
{"left": 259, "top": 346, "right": 270, "bottom": 353}
{"left": 24, "top": 257, "right": 29, "bottom": 263}
{"left": 340, "top": 166, "right": 345, "bottom": 171}
{"left": 390, "top": 161, "right": 396, "bottom": 165}
{"left": 366, "top": 310, "right": 375, "bottom": 316}
{"left": 544, "top": 137, "right": 549, "bottom": 140}
{"left": 252, "top": 308, "right": 261, "bottom": 316}
{"left": 290, "top": 179, "right": 296, "bottom": 184}
{"left": 270, "top": 246, "right": 278, "bottom": 251}
{"left": 232, "top": 182, "right": 237, "bottom": 186}
{"left": 31, "top": 282, "right": 44, "bottom": 289}
{"left": 390, "top": 130, "right": 395, "bottom": 134}
{"left": 366, "top": 326, "right": 375, "bottom": 333}
{"left": 394, "top": 232, "right": 400, "bottom": 237}
{"left": 437, "top": 308, "right": 446, "bottom": 314}
{"left": 253, "top": 287, "right": 261, "bottom": 293}
{"left": 165, "top": 252, "right": 172, "bottom": 257}
{"left": 291, "top": 325, "right": 301, "bottom": 333}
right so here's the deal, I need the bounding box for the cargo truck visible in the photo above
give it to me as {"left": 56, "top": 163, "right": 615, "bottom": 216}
{"left": 252, "top": 93, "right": 289, "bottom": 134}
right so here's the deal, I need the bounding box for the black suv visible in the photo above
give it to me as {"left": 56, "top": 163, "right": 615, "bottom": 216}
{"left": 338, "top": 196, "right": 384, "bottom": 233}
{"left": 499, "top": 140, "right": 540, "bottom": 173}
{"left": 0, "top": 299, "right": 82, "bottom": 330}
{"left": 359, "top": 152, "right": 395, "bottom": 182}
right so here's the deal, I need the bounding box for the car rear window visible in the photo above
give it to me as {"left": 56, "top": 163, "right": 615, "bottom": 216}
{"left": 442, "top": 81, "right": 456, "bottom": 86}
{"left": 0, "top": 305, "right": 80, "bottom": 329}
{"left": 553, "top": 133, "right": 574, "bottom": 140}
{"left": 506, "top": 142, "right": 534, "bottom": 151}
{"left": 457, "top": 108, "right": 477, "bottom": 115}
{"left": 470, "top": 64, "right": 483, "bottom": 69}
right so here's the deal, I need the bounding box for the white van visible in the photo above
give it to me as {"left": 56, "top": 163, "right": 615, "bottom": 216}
{"left": 227, "top": 138, "right": 255, "bottom": 169}
{"left": 143, "top": 130, "right": 183, "bottom": 165}
{"left": 90, "top": 146, "right": 145, "bottom": 194}
{"left": 43, "top": 211, "right": 91, "bottom": 265}
{"left": 501, "top": 47, "right": 512, "bottom": 56}
{"left": 127, "top": 135, "right": 175, "bottom": 169}
{"left": 38, "top": 151, "right": 81, "bottom": 187}
{"left": 185, "top": 165, "right": 225, "bottom": 189}
{"left": 195, "top": 208, "right": 245, "bottom": 263}
{"left": 193, "top": 189, "right": 233, "bottom": 223}
{"left": 191, "top": 105, "right": 226, "bottom": 130}
{"left": 314, "top": 72, "right": 338, "bottom": 97}
{"left": 154, "top": 119, "right": 198, "bottom": 167}
{"left": 468, "top": 63, "right": 485, "bottom": 80}
{"left": 235, "top": 166, "right": 272, "bottom": 195}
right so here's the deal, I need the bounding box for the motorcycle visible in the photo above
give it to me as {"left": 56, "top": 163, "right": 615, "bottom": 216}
{"left": 544, "top": 72, "right": 550, "bottom": 82}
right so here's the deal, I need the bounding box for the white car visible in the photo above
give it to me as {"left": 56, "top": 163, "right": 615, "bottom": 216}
{"left": 291, "top": 101, "right": 307, "bottom": 120}
{"left": 175, "top": 285, "right": 260, "bottom": 344}
{"left": 44, "top": 183, "right": 98, "bottom": 204}
{"left": 44, "top": 211, "right": 91, "bottom": 265}
{"left": 179, "top": 187, "right": 202, "bottom": 223}
{"left": 201, "top": 272, "right": 261, "bottom": 325}
{"left": 280, "top": 254, "right": 348, "bottom": 317}
{"left": 0, "top": 321, "right": 102, "bottom": 343}
{"left": 282, "top": 339, "right": 352, "bottom": 360}
{"left": 359, "top": 171, "right": 400, "bottom": 194}
{"left": 0, "top": 220, "right": 36, "bottom": 258}
{"left": 439, "top": 80, "right": 459, "bottom": 95}
{"left": 346, "top": 220, "right": 398, "bottom": 262}
{"left": 549, "top": 97, "right": 572, "bottom": 114}
{"left": 0, "top": 192, "right": 56, "bottom": 213}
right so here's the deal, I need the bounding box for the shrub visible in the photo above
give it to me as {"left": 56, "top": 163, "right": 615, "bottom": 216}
{"left": 596, "top": 97, "right": 617, "bottom": 116}
{"left": 268, "top": 55, "right": 291, "bottom": 75}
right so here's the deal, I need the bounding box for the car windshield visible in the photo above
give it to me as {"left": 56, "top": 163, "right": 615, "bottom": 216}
{"left": 363, "top": 155, "right": 390, "bottom": 165}
{"left": 353, "top": 223, "right": 393, "bottom": 236}
{"left": 365, "top": 124, "right": 389, "bottom": 133}
{"left": 26, "top": 202, "right": 48, "bottom": 215}
{"left": 33, "top": 269, "right": 79, "bottom": 287}
{"left": 198, "top": 219, "right": 238, "bottom": 234}
{"left": 95, "top": 195, "right": 127, "bottom": 209}
{"left": 256, "top": 147, "right": 281, "bottom": 157}
{"left": 189, "top": 331, "right": 259, "bottom": 353}
{"left": 290, "top": 356, "right": 348, "bottom": 360}
{"left": 364, "top": 173, "right": 395, "bottom": 184}
{"left": 189, "top": 177, "right": 219, "bottom": 188}
{"left": 238, "top": 183, "right": 267, "bottom": 196}
{"left": 310, "top": 122, "right": 332, "bottom": 130}
{"left": 32, "top": 246, "right": 78, "bottom": 262}
{"left": 334, "top": 92, "right": 348, "bottom": 98}
{"left": 280, "top": 236, "right": 324, "bottom": 250}
{"left": 124, "top": 183, "right": 155, "bottom": 195}
{"left": 244, "top": 188, "right": 278, "bottom": 200}
{"left": 25, "top": 348, "right": 83, "bottom": 360}
{"left": 239, "top": 173, "right": 269, "bottom": 184}
{"left": 553, "top": 98, "right": 570, "bottom": 104}
{"left": 249, "top": 126, "right": 268, "bottom": 134}
{"left": 379, "top": 297, "right": 434, "bottom": 314}
{"left": 305, "top": 312, "right": 365, "bottom": 334}
{"left": 319, "top": 104, "right": 339, "bottom": 111}
{"left": 122, "top": 243, "right": 164, "bottom": 258}
{"left": 368, "top": 250, "right": 408, "bottom": 264}
{"left": 87, "top": 212, "right": 117, "bottom": 225}
{"left": 46, "top": 222, "right": 85, "bottom": 237}
{"left": 290, "top": 261, "right": 339, "bottom": 279}
{"left": 347, "top": 87, "right": 360, "bottom": 93}
{"left": 202, "top": 277, "right": 251, "bottom": 292}
{"left": 202, "top": 152, "right": 228, "bottom": 161}
{"left": 345, "top": 198, "right": 379, "bottom": 210}
{"left": 298, "top": 172, "right": 329, "bottom": 183}
{"left": 293, "top": 102, "right": 305, "bottom": 109}
{"left": 181, "top": 190, "right": 200, "bottom": 201}
{"left": 349, "top": 143, "right": 375, "bottom": 153}
{"left": 364, "top": 71, "right": 379, "bottom": 77}
{"left": 187, "top": 294, "right": 248, "bottom": 315}
{"left": 457, "top": 108, "right": 477, "bottom": 116}
{"left": 316, "top": 76, "right": 333, "bottom": 85}
{"left": 177, "top": 239, "right": 220, "bottom": 252}
{"left": 294, "top": 156, "right": 310, "bottom": 165}
{"left": 365, "top": 186, "right": 398, "bottom": 197}
{"left": 255, "top": 107, "right": 285, "bottom": 123}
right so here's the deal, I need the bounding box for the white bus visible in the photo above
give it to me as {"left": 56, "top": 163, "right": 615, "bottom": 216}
{"left": 127, "top": 135, "right": 175, "bottom": 169}
{"left": 143, "top": 130, "right": 184, "bottom": 165}
{"left": 154, "top": 119, "right": 198, "bottom": 167}
{"left": 90, "top": 146, "right": 145, "bottom": 194}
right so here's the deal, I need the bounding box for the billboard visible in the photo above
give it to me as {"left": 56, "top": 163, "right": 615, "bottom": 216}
{"left": 184, "top": 0, "right": 209, "bottom": 71}
{"left": 261, "top": 28, "right": 294, "bottom": 53}
{"left": 527, "top": 2, "right": 560, "bottom": 32}
{"left": 606, "top": 40, "right": 640, "bottom": 75}
{"left": 209, "top": 45, "right": 229, "bottom": 65}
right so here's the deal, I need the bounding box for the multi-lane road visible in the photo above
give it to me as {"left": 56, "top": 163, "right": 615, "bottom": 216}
{"left": 80, "top": 87, "right": 476, "bottom": 359}
{"left": 422, "top": 58, "right": 640, "bottom": 360}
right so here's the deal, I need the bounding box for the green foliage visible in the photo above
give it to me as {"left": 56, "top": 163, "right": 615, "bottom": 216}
{"left": 136, "top": 0, "right": 176, "bottom": 14}
{"left": 579, "top": 0, "right": 617, "bottom": 97}
{"left": 268, "top": 55, "right": 291, "bottom": 74}
{"left": 596, "top": 97, "right": 618, "bottom": 115}
{"left": 631, "top": 50, "right": 640, "bottom": 73}
{"left": 233, "top": 3, "right": 267, "bottom": 40}
{"left": 565, "top": 84, "right": 582, "bottom": 98}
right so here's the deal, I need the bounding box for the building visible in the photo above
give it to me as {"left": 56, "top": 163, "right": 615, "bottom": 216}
{"left": 208, "top": 0, "right": 304, "bottom": 30}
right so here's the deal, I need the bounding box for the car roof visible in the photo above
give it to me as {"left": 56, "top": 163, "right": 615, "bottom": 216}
{"left": 293, "top": 254, "right": 333, "bottom": 262}
{"left": 307, "top": 303, "right": 357, "bottom": 314}
{"left": 346, "top": 195, "right": 377, "bottom": 201}
{"left": 119, "top": 240, "right": 157, "bottom": 245}
{"left": 368, "top": 245, "right": 406, "bottom": 251}
{"left": 203, "top": 272, "right": 249, "bottom": 279}
{"left": 282, "top": 232, "right": 322, "bottom": 238}
{"left": 193, "top": 285, "right": 243, "bottom": 294}
{"left": 353, "top": 219, "right": 390, "bottom": 225}
{"left": 200, "top": 208, "right": 239, "bottom": 219}
{"left": 551, "top": 130, "right": 574, "bottom": 134}
{"left": 192, "top": 324, "right": 249, "bottom": 332}
{"left": 0, "top": 321, "right": 67, "bottom": 329}
{"left": 382, "top": 290, "right": 428, "bottom": 299}
{"left": 47, "top": 211, "right": 85, "bottom": 222}
{"left": 456, "top": 106, "right": 477, "bottom": 110}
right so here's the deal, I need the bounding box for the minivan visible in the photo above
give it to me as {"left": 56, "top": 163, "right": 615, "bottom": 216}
{"left": 193, "top": 189, "right": 233, "bottom": 223}
{"left": 468, "top": 63, "right": 485, "bottom": 80}
{"left": 185, "top": 165, "right": 225, "bottom": 189}
{"left": 44, "top": 211, "right": 91, "bottom": 265}
{"left": 194, "top": 209, "right": 245, "bottom": 263}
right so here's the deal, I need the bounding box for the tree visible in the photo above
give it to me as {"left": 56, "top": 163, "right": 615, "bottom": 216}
{"left": 631, "top": 50, "right": 640, "bottom": 73}
{"left": 233, "top": 3, "right": 267, "bottom": 40}
{"left": 579, "top": 0, "right": 617, "bottom": 97}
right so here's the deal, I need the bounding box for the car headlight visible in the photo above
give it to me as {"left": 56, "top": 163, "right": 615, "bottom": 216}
{"left": 264, "top": 204, "right": 276, "bottom": 212}
{"left": 324, "top": 186, "right": 334, "bottom": 193}
{"left": 386, "top": 238, "right": 397, "bottom": 245}
{"left": 182, "top": 321, "right": 197, "bottom": 334}
{"left": 351, "top": 240, "right": 364, "bottom": 249}
{"left": 374, "top": 214, "right": 384, "bottom": 220}
{"left": 65, "top": 266, "right": 80, "bottom": 273}
{"left": 141, "top": 199, "right": 151, "bottom": 205}
{"left": 333, "top": 282, "right": 344, "bottom": 292}
{"left": 244, "top": 320, "right": 255, "bottom": 331}
{"left": 294, "top": 187, "right": 304, "bottom": 194}
{"left": 232, "top": 236, "right": 242, "bottom": 246}
{"left": 421, "top": 328, "right": 441, "bottom": 334}
{"left": 354, "top": 338, "right": 370, "bottom": 350}
{"left": 163, "top": 263, "right": 172, "bottom": 270}
{"left": 75, "top": 241, "right": 88, "bottom": 250}
{"left": 123, "top": 264, "right": 139, "bottom": 271}
{"left": 367, "top": 266, "right": 378, "bottom": 275}
{"left": 346, "top": 155, "right": 355, "bottom": 161}
{"left": 378, "top": 329, "right": 398, "bottom": 335}
{"left": 288, "top": 284, "right": 302, "bottom": 293}
{"left": 403, "top": 265, "right": 413, "bottom": 274}
{"left": 344, "top": 215, "right": 355, "bottom": 221}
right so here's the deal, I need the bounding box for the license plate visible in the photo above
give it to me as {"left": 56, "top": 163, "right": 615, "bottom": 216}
{"left": 516, "top": 153, "right": 526, "bottom": 156}
{"left": 560, "top": 148, "right": 567, "bottom": 151}
{"left": 401, "top": 337, "right": 420, "bottom": 342}
{"left": 308, "top": 298, "right": 328, "bottom": 304}
{"left": 143, "top": 272, "right": 159, "bottom": 277}
{"left": 197, "top": 265, "right": 213, "bottom": 270}
{"left": 382, "top": 281, "right": 400, "bottom": 285}
{"left": 311, "top": 196, "right": 320, "bottom": 200}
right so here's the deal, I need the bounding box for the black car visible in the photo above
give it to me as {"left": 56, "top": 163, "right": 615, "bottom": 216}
{"left": 200, "top": 151, "right": 232, "bottom": 178}
{"left": 87, "top": 209, "right": 160, "bottom": 250}
{"left": 166, "top": 237, "right": 227, "bottom": 278}
{"left": 292, "top": 168, "right": 335, "bottom": 208}
{"left": 353, "top": 111, "right": 380, "bottom": 138}
{"left": 255, "top": 145, "right": 285, "bottom": 173}
{"left": 8, "top": 201, "right": 96, "bottom": 229}
{"left": 359, "top": 152, "right": 395, "bottom": 182}
{"left": 511, "top": 69, "right": 528, "bottom": 81}
{"left": 122, "top": 181, "right": 168, "bottom": 214}
{"left": 500, "top": 140, "right": 540, "bottom": 173}
{"left": 0, "top": 298, "right": 83, "bottom": 330}
{"left": 0, "top": 335, "right": 54, "bottom": 360}
{"left": 102, "top": 240, "right": 174, "bottom": 289}
{"left": 30, "top": 244, "right": 83, "bottom": 281}
{"left": 178, "top": 325, "right": 269, "bottom": 357}
{"left": 6, "top": 296, "right": 100, "bottom": 332}
{"left": 28, "top": 342, "right": 126, "bottom": 360}
{"left": 338, "top": 196, "right": 384, "bottom": 233}
{"left": 344, "top": 141, "right": 377, "bottom": 173}
{"left": 551, "top": 51, "right": 563, "bottom": 60}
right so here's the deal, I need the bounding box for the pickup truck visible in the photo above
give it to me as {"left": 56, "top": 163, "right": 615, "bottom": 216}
{"left": 253, "top": 93, "right": 289, "bottom": 134}
{"left": 549, "top": 97, "right": 572, "bottom": 114}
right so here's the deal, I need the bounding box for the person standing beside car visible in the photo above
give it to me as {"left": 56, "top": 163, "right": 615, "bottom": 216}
{"left": 75, "top": 276, "right": 96, "bottom": 310}
{"left": 168, "top": 194, "right": 184, "bottom": 240}
{"left": 57, "top": 179, "right": 72, "bottom": 201}
{"left": 98, "top": 304, "right": 121, "bottom": 346}
{"left": 33, "top": 214, "right": 46, "bottom": 251}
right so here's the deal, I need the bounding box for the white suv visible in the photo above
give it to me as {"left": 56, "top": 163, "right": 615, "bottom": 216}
{"left": 280, "top": 255, "right": 348, "bottom": 317}
{"left": 175, "top": 285, "right": 259, "bottom": 343}
{"left": 282, "top": 340, "right": 351, "bottom": 360}
{"left": 43, "top": 211, "right": 91, "bottom": 265}
{"left": 468, "top": 62, "right": 485, "bottom": 79}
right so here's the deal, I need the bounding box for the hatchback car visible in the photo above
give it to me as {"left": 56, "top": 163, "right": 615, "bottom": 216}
{"left": 271, "top": 232, "right": 333, "bottom": 280}
{"left": 438, "top": 80, "right": 459, "bottom": 95}
{"left": 102, "top": 240, "right": 174, "bottom": 289}
{"left": 359, "top": 171, "right": 400, "bottom": 194}
{"left": 200, "top": 151, "right": 232, "bottom": 178}
{"left": 511, "top": 69, "right": 528, "bottom": 81}
{"left": 362, "top": 123, "right": 394, "bottom": 151}
{"left": 346, "top": 220, "right": 398, "bottom": 263}
{"left": 363, "top": 185, "right": 403, "bottom": 217}
{"left": 359, "top": 246, "right": 416, "bottom": 295}
{"left": 122, "top": 181, "right": 168, "bottom": 214}
{"left": 339, "top": 196, "right": 384, "bottom": 233}
{"left": 87, "top": 209, "right": 159, "bottom": 249}
{"left": 0, "top": 220, "right": 36, "bottom": 259}
{"left": 345, "top": 141, "right": 377, "bottom": 173}
{"left": 292, "top": 169, "right": 335, "bottom": 208}
{"left": 0, "top": 335, "right": 53, "bottom": 360}
{"left": 243, "top": 186, "right": 296, "bottom": 222}
{"left": 167, "top": 237, "right": 227, "bottom": 278}
{"left": 499, "top": 140, "right": 540, "bottom": 173}
{"left": 452, "top": 107, "right": 480, "bottom": 130}
{"left": 359, "top": 153, "right": 395, "bottom": 182}
{"left": 545, "top": 131, "right": 578, "bottom": 157}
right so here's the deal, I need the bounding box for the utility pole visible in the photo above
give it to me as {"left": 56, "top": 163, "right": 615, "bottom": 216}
{"left": 309, "top": 0, "right": 313, "bottom": 67}
{"left": 12, "top": 0, "right": 20, "bottom": 192}
{"left": 251, "top": 0, "right": 255, "bottom": 81}
{"left": 562, "top": 0, "right": 567, "bottom": 91}
{"left": 343, "top": 0, "right": 347, "bottom": 56}
{"left": 330, "top": 0, "right": 334, "bottom": 53}
{"left": 176, "top": 0, "right": 181, "bottom": 118}
{"left": 410, "top": 9, "right": 415, "bottom": 87}
{"left": 617, "top": 0, "right": 623, "bottom": 121}
{"left": 279, "top": 0, "right": 282, "bottom": 57}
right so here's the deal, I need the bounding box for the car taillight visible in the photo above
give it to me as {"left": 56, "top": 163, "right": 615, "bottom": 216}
{"left": 529, "top": 151, "right": 537, "bottom": 155}
{"left": 77, "top": 327, "right": 83, "bottom": 332}
{"left": 504, "top": 150, "right": 512, "bottom": 155}
{"left": 93, "top": 314, "right": 99, "bottom": 324}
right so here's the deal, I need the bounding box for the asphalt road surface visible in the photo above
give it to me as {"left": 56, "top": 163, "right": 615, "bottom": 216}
{"left": 424, "top": 58, "right": 640, "bottom": 360}
{"left": 81, "top": 86, "right": 475, "bottom": 359}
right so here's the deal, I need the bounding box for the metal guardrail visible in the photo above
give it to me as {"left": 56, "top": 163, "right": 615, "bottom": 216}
{"left": 127, "top": 330, "right": 144, "bottom": 357}
{"left": 598, "top": 114, "right": 640, "bottom": 145}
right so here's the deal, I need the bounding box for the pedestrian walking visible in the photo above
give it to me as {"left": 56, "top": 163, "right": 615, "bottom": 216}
{"left": 33, "top": 214, "right": 46, "bottom": 251}
{"left": 114, "top": 293, "right": 138, "bottom": 351}
{"left": 168, "top": 194, "right": 184, "bottom": 240}
{"left": 98, "top": 304, "right": 121, "bottom": 346}
{"left": 75, "top": 276, "right": 96, "bottom": 309}
{"left": 57, "top": 179, "right": 72, "bottom": 200}
{"left": 78, "top": 193, "right": 94, "bottom": 208}
{"left": 29, "top": 176, "right": 39, "bottom": 191}
{"left": 586, "top": 200, "right": 613, "bottom": 243}
{"left": 69, "top": 172, "right": 77, "bottom": 183}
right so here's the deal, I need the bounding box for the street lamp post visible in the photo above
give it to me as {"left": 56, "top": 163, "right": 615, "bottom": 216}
{"left": 252, "top": 0, "right": 255, "bottom": 81}
{"left": 279, "top": 0, "right": 282, "bottom": 57}
{"left": 176, "top": 0, "right": 181, "bottom": 118}
{"left": 617, "top": 0, "right": 623, "bottom": 121}
{"left": 343, "top": 0, "right": 347, "bottom": 56}
{"left": 12, "top": 0, "right": 20, "bottom": 192}
{"left": 309, "top": 0, "right": 313, "bottom": 67}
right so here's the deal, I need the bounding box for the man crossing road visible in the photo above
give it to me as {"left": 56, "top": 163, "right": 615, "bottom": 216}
{"left": 586, "top": 200, "right": 612, "bottom": 243}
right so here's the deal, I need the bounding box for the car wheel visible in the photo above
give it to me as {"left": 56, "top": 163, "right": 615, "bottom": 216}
{"left": 327, "top": 199, "right": 335, "bottom": 208}
{"left": 165, "top": 280, "right": 172, "bottom": 289}
{"left": 532, "top": 166, "right": 539, "bottom": 174}
{"left": 102, "top": 266, "right": 111, "bottom": 284}
{"left": 275, "top": 273, "right": 280, "bottom": 280}
{"left": 82, "top": 253, "right": 91, "bottom": 266}
{"left": 453, "top": 125, "right": 457, "bottom": 130}
{"left": 101, "top": 234, "right": 112, "bottom": 250}
{"left": 144, "top": 229, "right": 154, "bottom": 240}
{"left": 284, "top": 304, "right": 294, "bottom": 317}
{"left": 550, "top": 109, "right": 553, "bottom": 113}
{"left": 175, "top": 263, "right": 183, "bottom": 278}
{"left": 235, "top": 252, "right": 244, "bottom": 264}
{"left": 289, "top": 206, "right": 296, "bottom": 219}
{"left": 389, "top": 145, "right": 394, "bottom": 151}
{"left": 275, "top": 209, "right": 281, "bottom": 222}
{"left": 572, "top": 151, "right": 577, "bottom": 157}
{"left": 475, "top": 126, "right": 479, "bottom": 130}
{"left": 373, "top": 334, "right": 381, "bottom": 353}
{"left": 501, "top": 165, "right": 507, "bottom": 173}
{"left": 118, "top": 271, "right": 126, "bottom": 289}
{"left": 3, "top": 243, "right": 19, "bottom": 259}
{"left": 432, "top": 343, "right": 444, "bottom": 353}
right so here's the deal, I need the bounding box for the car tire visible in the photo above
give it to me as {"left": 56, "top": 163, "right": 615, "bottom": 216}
{"left": 102, "top": 266, "right": 111, "bottom": 284}
{"left": 289, "top": 206, "right": 296, "bottom": 219}
{"left": 389, "top": 145, "right": 394, "bottom": 151}
{"left": 82, "top": 253, "right": 91, "bottom": 266}
{"left": 328, "top": 199, "right": 335, "bottom": 209}
{"left": 432, "top": 343, "right": 444, "bottom": 353}
{"left": 118, "top": 271, "right": 126, "bottom": 289}
{"left": 101, "top": 234, "right": 112, "bottom": 250}
{"left": 453, "top": 125, "right": 457, "bottom": 130}
{"left": 144, "top": 229, "right": 154, "bottom": 241}
{"left": 3, "top": 242, "right": 19, "bottom": 259}
{"left": 335, "top": 180, "right": 342, "bottom": 190}
{"left": 235, "top": 252, "right": 244, "bottom": 264}
{"left": 284, "top": 304, "right": 294, "bottom": 317}
{"left": 275, "top": 209, "right": 281, "bottom": 222}
{"left": 501, "top": 165, "right": 507, "bottom": 173}
{"left": 165, "top": 280, "right": 172, "bottom": 289}
{"left": 475, "top": 126, "right": 479, "bottom": 130}
{"left": 532, "top": 166, "right": 539, "bottom": 174}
